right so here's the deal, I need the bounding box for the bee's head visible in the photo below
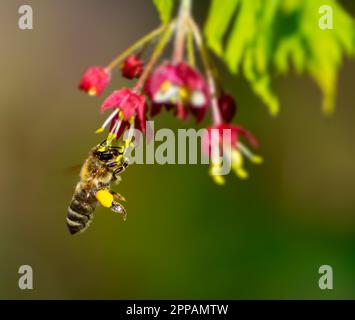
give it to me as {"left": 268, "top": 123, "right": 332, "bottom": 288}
{"left": 93, "top": 140, "right": 124, "bottom": 163}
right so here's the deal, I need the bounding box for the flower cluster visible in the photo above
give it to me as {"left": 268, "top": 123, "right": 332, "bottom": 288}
{"left": 77, "top": 1, "right": 262, "bottom": 184}
{"left": 144, "top": 62, "right": 209, "bottom": 122}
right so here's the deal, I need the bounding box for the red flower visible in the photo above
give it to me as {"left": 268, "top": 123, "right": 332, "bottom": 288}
{"left": 121, "top": 55, "right": 144, "bottom": 80}
{"left": 107, "top": 113, "right": 146, "bottom": 140}
{"left": 202, "top": 123, "right": 262, "bottom": 183}
{"left": 203, "top": 123, "right": 258, "bottom": 156}
{"left": 144, "top": 62, "right": 209, "bottom": 122}
{"left": 79, "top": 66, "right": 110, "bottom": 96}
{"left": 218, "top": 94, "right": 237, "bottom": 123}
{"left": 101, "top": 88, "right": 147, "bottom": 132}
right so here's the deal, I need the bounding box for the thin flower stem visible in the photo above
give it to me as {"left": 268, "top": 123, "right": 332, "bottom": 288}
{"left": 188, "top": 17, "right": 222, "bottom": 126}
{"left": 134, "top": 21, "right": 176, "bottom": 91}
{"left": 173, "top": 0, "right": 192, "bottom": 63}
{"left": 106, "top": 25, "right": 165, "bottom": 71}
{"left": 187, "top": 31, "right": 195, "bottom": 67}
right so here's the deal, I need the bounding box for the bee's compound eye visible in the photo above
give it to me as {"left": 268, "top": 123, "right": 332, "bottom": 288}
{"left": 97, "top": 152, "right": 113, "bottom": 162}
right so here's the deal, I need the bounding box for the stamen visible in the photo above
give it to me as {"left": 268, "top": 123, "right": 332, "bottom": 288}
{"left": 179, "top": 87, "right": 190, "bottom": 104}
{"left": 209, "top": 162, "right": 226, "bottom": 186}
{"left": 231, "top": 149, "right": 248, "bottom": 179}
{"left": 190, "top": 90, "right": 206, "bottom": 107}
{"left": 124, "top": 119, "right": 135, "bottom": 148}
{"left": 107, "top": 119, "right": 121, "bottom": 142}
{"left": 95, "top": 127, "right": 105, "bottom": 134}
{"left": 237, "top": 142, "right": 263, "bottom": 164}
{"left": 100, "top": 109, "right": 119, "bottom": 131}
{"left": 237, "top": 142, "right": 252, "bottom": 158}
{"left": 161, "top": 80, "right": 172, "bottom": 91}
{"left": 113, "top": 119, "right": 121, "bottom": 136}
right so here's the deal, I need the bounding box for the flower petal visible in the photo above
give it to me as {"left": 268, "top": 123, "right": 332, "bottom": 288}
{"left": 121, "top": 55, "right": 144, "bottom": 80}
{"left": 79, "top": 66, "right": 110, "bottom": 96}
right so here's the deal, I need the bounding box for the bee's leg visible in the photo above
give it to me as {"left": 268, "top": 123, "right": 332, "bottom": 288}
{"left": 113, "top": 159, "right": 129, "bottom": 176}
{"left": 107, "top": 161, "right": 118, "bottom": 168}
{"left": 95, "top": 189, "right": 127, "bottom": 221}
{"left": 113, "top": 174, "right": 122, "bottom": 185}
{"left": 111, "top": 201, "right": 127, "bottom": 221}
{"left": 111, "top": 191, "right": 126, "bottom": 202}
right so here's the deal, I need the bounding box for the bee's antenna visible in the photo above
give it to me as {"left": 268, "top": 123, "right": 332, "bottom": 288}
{"left": 98, "top": 139, "right": 108, "bottom": 146}
{"left": 97, "top": 138, "right": 125, "bottom": 154}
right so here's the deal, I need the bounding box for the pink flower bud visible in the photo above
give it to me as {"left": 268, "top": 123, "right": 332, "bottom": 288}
{"left": 121, "top": 55, "right": 144, "bottom": 80}
{"left": 218, "top": 94, "right": 237, "bottom": 123}
{"left": 79, "top": 66, "right": 110, "bottom": 96}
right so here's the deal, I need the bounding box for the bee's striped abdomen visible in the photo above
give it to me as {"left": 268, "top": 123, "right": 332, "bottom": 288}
{"left": 67, "top": 186, "right": 97, "bottom": 235}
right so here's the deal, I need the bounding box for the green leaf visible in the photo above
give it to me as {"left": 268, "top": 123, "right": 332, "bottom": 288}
{"left": 204, "top": 0, "right": 355, "bottom": 115}
{"left": 225, "top": 0, "right": 258, "bottom": 74}
{"left": 204, "top": 0, "right": 240, "bottom": 57}
{"left": 153, "top": 0, "right": 175, "bottom": 25}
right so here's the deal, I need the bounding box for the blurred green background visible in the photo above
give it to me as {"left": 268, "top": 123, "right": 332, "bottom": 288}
{"left": 0, "top": 0, "right": 354, "bottom": 299}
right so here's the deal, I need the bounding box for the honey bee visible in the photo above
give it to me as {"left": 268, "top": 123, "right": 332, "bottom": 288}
{"left": 67, "top": 140, "right": 129, "bottom": 234}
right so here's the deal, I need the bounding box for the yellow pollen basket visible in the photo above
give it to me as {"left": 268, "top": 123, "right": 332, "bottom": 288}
{"left": 96, "top": 189, "right": 114, "bottom": 208}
